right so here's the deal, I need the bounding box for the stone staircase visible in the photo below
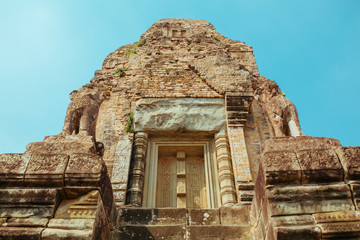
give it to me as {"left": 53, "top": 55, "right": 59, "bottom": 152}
{"left": 111, "top": 206, "right": 253, "bottom": 240}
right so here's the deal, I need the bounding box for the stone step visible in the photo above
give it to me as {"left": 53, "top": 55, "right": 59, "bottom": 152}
{"left": 116, "top": 206, "right": 251, "bottom": 226}
{"left": 112, "top": 224, "right": 253, "bottom": 240}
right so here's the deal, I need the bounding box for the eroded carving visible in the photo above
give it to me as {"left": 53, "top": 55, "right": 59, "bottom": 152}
{"left": 61, "top": 88, "right": 105, "bottom": 137}
{"left": 255, "top": 76, "right": 303, "bottom": 137}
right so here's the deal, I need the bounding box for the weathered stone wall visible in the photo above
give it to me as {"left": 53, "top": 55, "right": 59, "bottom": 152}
{"left": 252, "top": 136, "right": 360, "bottom": 239}
{"left": 0, "top": 136, "right": 114, "bottom": 239}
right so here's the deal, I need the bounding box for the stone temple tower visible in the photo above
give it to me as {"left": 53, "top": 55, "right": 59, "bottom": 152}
{"left": 0, "top": 19, "right": 359, "bottom": 239}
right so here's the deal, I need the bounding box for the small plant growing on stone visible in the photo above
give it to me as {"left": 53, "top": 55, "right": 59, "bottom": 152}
{"left": 133, "top": 39, "right": 146, "bottom": 48}
{"left": 125, "top": 49, "right": 137, "bottom": 57}
{"left": 215, "top": 37, "right": 221, "bottom": 42}
{"left": 125, "top": 39, "right": 146, "bottom": 57}
{"left": 112, "top": 67, "right": 126, "bottom": 76}
{"left": 126, "top": 112, "right": 135, "bottom": 133}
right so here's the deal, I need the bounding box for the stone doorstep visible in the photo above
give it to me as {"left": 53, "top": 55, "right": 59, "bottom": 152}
{"left": 116, "top": 207, "right": 251, "bottom": 226}
{"left": 115, "top": 224, "right": 186, "bottom": 240}
{"left": 114, "top": 225, "right": 253, "bottom": 240}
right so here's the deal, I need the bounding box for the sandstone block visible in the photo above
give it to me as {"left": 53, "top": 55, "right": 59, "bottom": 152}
{"left": 295, "top": 149, "right": 344, "bottom": 183}
{"left": 314, "top": 210, "right": 360, "bottom": 224}
{"left": 262, "top": 136, "right": 341, "bottom": 153}
{"left": 0, "top": 188, "right": 59, "bottom": 218}
{"left": 187, "top": 225, "right": 253, "bottom": 240}
{"left": 265, "top": 214, "right": 319, "bottom": 240}
{"left": 65, "top": 153, "right": 103, "bottom": 187}
{"left": 319, "top": 222, "right": 360, "bottom": 239}
{"left": 350, "top": 183, "right": 360, "bottom": 209}
{"left": 261, "top": 151, "right": 301, "bottom": 185}
{"left": 0, "top": 153, "right": 30, "bottom": 186}
{"left": 41, "top": 228, "right": 93, "bottom": 240}
{"left": 336, "top": 147, "right": 360, "bottom": 181}
{"left": 2, "top": 217, "right": 49, "bottom": 227}
{"left": 220, "top": 205, "right": 250, "bottom": 225}
{"left": 267, "top": 225, "right": 321, "bottom": 240}
{"left": 55, "top": 190, "right": 99, "bottom": 219}
{"left": 0, "top": 227, "right": 43, "bottom": 240}
{"left": 188, "top": 208, "right": 220, "bottom": 225}
{"left": 48, "top": 218, "right": 95, "bottom": 230}
{"left": 265, "top": 184, "right": 354, "bottom": 216}
{"left": 135, "top": 98, "right": 226, "bottom": 133}
{"left": 25, "top": 153, "right": 68, "bottom": 187}
{"left": 27, "top": 135, "right": 96, "bottom": 155}
{"left": 117, "top": 208, "right": 153, "bottom": 225}
{"left": 153, "top": 208, "right": 187, "bottom": 225}
{"left": 114, "top": 225, "right": 186, "bottom": 240}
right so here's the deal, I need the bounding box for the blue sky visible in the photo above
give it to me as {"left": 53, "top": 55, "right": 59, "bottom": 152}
{"left": 0, "top": 0, "right": 359, "bottom": 153}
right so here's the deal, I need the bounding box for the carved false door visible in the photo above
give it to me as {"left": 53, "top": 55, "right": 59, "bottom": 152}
{"left": 186, "top": 156, "right": 207, "bottom": 208}
{"left": 156, "top": 149, "right": 207, "bottom": 208}
{"left": 156, "top": 155, "right": 177, "bottom": 207}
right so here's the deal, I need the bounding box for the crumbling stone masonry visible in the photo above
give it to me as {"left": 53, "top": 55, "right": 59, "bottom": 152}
{"left": 0, "top": 19, "right": 359, "bottom": 239}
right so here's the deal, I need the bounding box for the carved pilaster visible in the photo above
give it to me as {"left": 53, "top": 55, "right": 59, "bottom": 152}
{"left": 215, "top": 131, "right": 237, "bottom": 205}
{"left": 126, "top": 132, "right": 148, "bottom": 206}
{"left": 225, "top": 92, "right": 254, "bottom": 204}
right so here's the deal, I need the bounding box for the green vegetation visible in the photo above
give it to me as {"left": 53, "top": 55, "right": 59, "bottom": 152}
{"left": 133, "top": 39, "right": 146, "bottom": 48}
{"left": 112, "top": 67, "right": 126, "bottom": 76}
{"left": 125, "top": 49, "right": 137, "bottom": 57}
{"left": 215, "top": 37, "right": 221, "bottom": 42}
{"left": 125, "top": 39, "right": 146, "bottom": 57}
{"left": 126, "top": 112, "right": 135, "bottom": 133}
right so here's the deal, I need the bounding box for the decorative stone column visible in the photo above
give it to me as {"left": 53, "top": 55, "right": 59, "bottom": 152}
{"left": 126, "top": 132, "right": 148, "bottom": 206}
{"left": 225, "top": 93, "right": 254, "bottom": 203}
{"left": 215, "top": 131, "right": 237, "bottom": 205}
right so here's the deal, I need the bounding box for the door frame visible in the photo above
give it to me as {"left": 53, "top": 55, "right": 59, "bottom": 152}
{"left": 142, "top": 138, "right": 221, "bottom": 208}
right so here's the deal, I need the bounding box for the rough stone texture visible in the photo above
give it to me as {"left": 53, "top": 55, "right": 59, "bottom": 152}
{"left": 42, "top": 228, "right": 93, "bottom": 240}
{"left": 0, "top": 188, "right": 59, "bottom": 218}
{"left": 220, "top": 206, "right": 251, "bottom": 225}
{"left": 253, "top": 137, "right": 360, "bottom": 239}
{"left": 0, "top": 227, "right": 44, "bottom": 240}
{"left": 1, "top": 217, "right": 49, "bottom": 228}
{"left": 27, "top": 135, "right": 97, "bottom": 155}
{"left": 336, "top": 146, "right": 360, "bottom": 181}
{"left": 188, "top": 208, "right": 220, "bottom": 225}
{"left": 60, "top": 88, "right": 106, "bottom": 137}
{"left": 135, "top": 98, "right": 226, "bottom": 133}
{"left": 296, "top": 149, "right": 343, "bottom": 183}
{"left": 114, "top": 207, "right": 253, "bottom": 239}
{"left": 65, "top": 153, "right": 103, "bottom": 187}
{"left": 0, "top": 153, "right": 30, "bottom": 186}
{"left": 25, "top": 153, "right": 68, "bottom": 187}
{"left": 254, "top": 76, "right": 303, "bottom": 137}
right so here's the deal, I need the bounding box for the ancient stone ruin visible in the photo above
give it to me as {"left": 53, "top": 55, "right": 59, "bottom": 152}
{"left": 0, "top": 19, "right": 359, "bottom": 239}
